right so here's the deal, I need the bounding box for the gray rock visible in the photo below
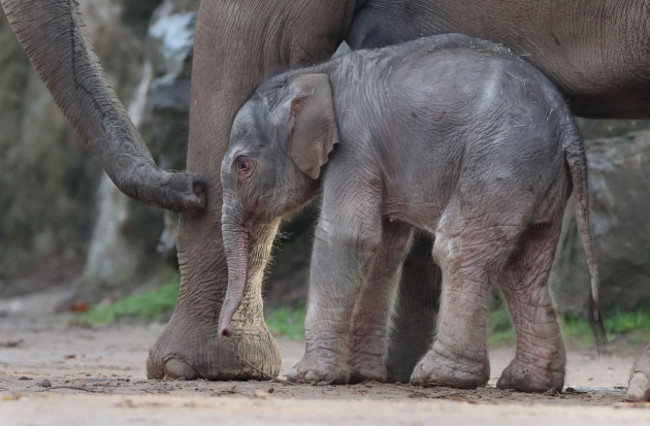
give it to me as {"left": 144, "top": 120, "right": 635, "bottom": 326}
{"left": 576, "top": 117, "right": 650, "bottom": 139}
{"left": 146, "top": 3, "right": 197, "bottom": 172}
{"left": 37, "top": 379, "right": 52, "bottom": 388}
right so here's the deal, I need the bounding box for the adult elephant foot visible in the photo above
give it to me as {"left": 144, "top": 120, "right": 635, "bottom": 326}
{"left": 146, "top": 312, "right": 281, "bottom": 380}
{"left": 628, "top": 344, "right": 650, "bottom": 401}
{"left": 146, "top": 212, "right": 282, "bottom": 381}
{"left": 409, "top": 341, "right": 490, "bottom": 389}
{"left": 496, "top": 357, "right": 564, "bottom": 393}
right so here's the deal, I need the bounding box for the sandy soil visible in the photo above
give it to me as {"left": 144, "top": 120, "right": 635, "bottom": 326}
{"left": 1, "top": 287, "right": 649, "bottom": 425}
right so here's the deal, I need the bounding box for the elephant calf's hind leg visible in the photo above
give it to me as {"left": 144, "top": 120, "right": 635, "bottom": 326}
{"left": 410, "top": 219, "right": 518, "bottom": 389}
{"left": 496, "top": 220, "right": 566, "bottom": 393}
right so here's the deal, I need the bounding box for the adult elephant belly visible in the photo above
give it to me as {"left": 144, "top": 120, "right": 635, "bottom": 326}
{"left": 349, "top": 0, "right": 650, "bottom": 118}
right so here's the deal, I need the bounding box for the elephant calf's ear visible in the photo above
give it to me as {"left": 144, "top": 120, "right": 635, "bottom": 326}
{"left": 288, "top": 73, "right": 340, "bottom": 180}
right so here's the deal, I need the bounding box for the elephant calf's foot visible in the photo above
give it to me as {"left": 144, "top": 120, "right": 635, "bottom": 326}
{"left": 410, "top": 342, "right": 489, "bottom": 389}
{"left": 288, "top": 352, "right": 350, "bottom": 385}
{"left": 348, "top": 354, "right": 388, "bottom": 383}
{"left": 147, "top": 321, "right": 281, "bottom": 380}
{"left": 496, "top": 358, "right": 564, "bottom": 393}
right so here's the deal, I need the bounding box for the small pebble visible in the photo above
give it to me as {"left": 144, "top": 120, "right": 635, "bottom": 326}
{"left": 254, "top": 390, "right": 270, "bottom": 399}
{"left": 37, "top": 379, "right": 52, "bottom": 388}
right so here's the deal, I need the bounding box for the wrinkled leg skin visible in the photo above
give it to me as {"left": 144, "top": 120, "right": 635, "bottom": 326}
{"left": 146, "top": 0, "right": 354, "bottom": 380}
{"left": 411, "top": 213, "right": 524, "bottom": 389}
{"left": 288, "top": 174, "right": 394, "bottom": 385}
{"left": 146, "top": 221, "right": 282, "bottom": 379}
{"left": 347, "top": 222, "right": 413, "bottom": 383}
{"left": 386, "top": 233, "right": 441, "bottom": 383}
{"left": 628, "top": 345, "right": 650, "bottom": 401}
{"left": 496, "top": 219, "right": 566, "bottom": 393}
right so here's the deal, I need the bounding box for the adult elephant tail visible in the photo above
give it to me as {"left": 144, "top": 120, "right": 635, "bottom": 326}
{"left": 0, "top": 0, "right": 205, "bottom": 212}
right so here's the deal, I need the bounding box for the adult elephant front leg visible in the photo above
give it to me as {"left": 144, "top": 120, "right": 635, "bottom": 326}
{"left": 146, "top": 0, "right": 356, "bottom": 380}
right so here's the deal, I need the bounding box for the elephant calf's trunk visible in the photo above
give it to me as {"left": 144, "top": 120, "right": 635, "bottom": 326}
{"left": 219, "top": 225, "right": 250, "bottom": 338}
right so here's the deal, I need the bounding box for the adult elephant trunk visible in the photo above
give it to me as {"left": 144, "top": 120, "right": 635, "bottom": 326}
{"left": 219, "top": 217, "right": 250, "bottom": 338}
{"left": 0, "top": 0, "right": 205, "bottom": 212}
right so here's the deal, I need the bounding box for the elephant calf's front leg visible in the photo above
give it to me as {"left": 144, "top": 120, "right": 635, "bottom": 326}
{"left": 347, "top": 221, "right": 412, "bottom": 383}
{"left": 289, "top": 229, "right": 379, "bottom": 384}
{"left": 289, "top": 184, "right": 383, "bottom": 384}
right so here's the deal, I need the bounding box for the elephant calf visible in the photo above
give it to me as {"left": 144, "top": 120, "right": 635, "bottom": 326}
{"left": 218, "top": 33, "right": 602, "bottom": 392}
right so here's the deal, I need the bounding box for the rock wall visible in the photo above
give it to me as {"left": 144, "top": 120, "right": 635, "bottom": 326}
{"left": 1, "top": 5, "right": 91, "bottom": 283}
{"left": 73, "top": 0, "right": 199, "bottom": 303}
{"left": 0, "top": 0, "right": 162, "bottom": 295}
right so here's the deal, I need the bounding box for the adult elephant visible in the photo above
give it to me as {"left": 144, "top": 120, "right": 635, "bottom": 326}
{"left": 2, "top": 0, "right": 650, "bottom": 398}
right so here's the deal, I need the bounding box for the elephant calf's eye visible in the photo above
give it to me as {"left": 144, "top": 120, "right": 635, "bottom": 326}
{"left": 237, "top": 158, "right": 253, "bottom": 179}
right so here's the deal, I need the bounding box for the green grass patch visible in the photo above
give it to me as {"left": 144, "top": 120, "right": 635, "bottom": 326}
{"left": 266, "top": 304, "right": 306, "bottom": 340}
{"left": 488, "top": 307, "right": 650, "bottom": 347}
{"left": 75, "top": 279, "right": 180, "bottom": 325}
{"left": 487, "top": 308, "right": 516, "bottom": 346}
{"left": 563, "top": 310, "right": 650, "bottom": 346}
{"left": 73, "top": 278, "right": 650, "bottom": 349}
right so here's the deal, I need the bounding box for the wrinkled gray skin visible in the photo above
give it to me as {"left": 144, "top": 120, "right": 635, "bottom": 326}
{"left": 220, "top": 34, "right": 601, "bottom": 392}
{"left": 4, "top": 0, "right": 650, "bottom": 399}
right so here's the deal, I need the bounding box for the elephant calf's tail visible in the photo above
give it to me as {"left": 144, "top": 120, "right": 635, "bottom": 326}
{"left": 561, "top": 122, "right": 607, "bottom": 347}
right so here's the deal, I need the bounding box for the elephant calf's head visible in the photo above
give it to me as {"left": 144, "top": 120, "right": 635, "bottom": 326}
{"left": 218, "top": 72, "right": 340, "bottom": 337}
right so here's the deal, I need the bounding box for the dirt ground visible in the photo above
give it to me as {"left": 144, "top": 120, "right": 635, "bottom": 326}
{"left": 1, "top": 287, "right": 649, "bottom": 425}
